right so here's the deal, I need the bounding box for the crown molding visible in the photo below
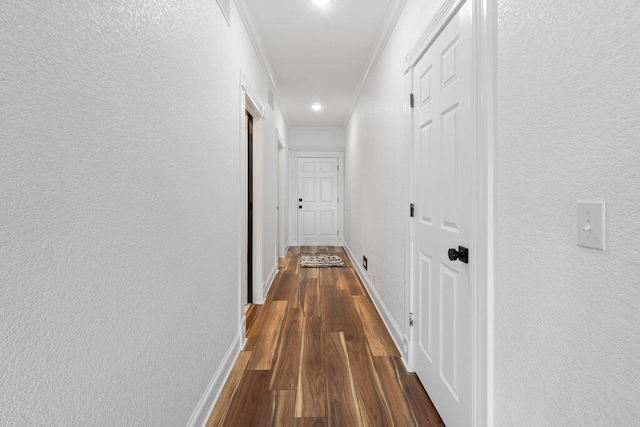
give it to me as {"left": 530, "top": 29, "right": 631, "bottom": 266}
{"left": 215, "top": 0, "right": 232, "bottom": 26}
{"left": 233, "top": 0, "right": 291, "bottom": 127}
{"left": 341, "top": 0, "right": 407, "bottom": 128}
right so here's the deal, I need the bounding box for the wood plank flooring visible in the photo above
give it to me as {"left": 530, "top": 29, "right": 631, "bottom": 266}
{"left": 207, "top": 246, "right": 444, "bottom": 427}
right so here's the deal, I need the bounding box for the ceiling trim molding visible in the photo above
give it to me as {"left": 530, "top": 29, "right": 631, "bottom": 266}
{"left": 341, "top": 0, "right": 407, "bottom": 128}
{"left": 215, "top": 0, "right": 232, "bottom": 26}
{"left": 233, "top": 0, "right": 290, "bottom": 126}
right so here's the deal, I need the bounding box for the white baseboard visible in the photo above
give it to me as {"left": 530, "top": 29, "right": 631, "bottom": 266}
{"left": 344, "top": 243, "right": 408, "bottom": 365}
{"left": 241, "top": 313, "right": 247, "bottom": 348}
{"left": 263, "top": 261, "right": 278, "bottom": 298}
{"left": 185, "top": 334, "right": 242, "bottom": 427}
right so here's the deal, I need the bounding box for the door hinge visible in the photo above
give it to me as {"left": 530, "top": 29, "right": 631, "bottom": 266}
{"left": 410, "top": 203, "right": 414, "bottom": 218}
{"left": 337, "top": 164, "right": 340, "bottom": 170}
{"left": 337, "top": 230, "right": 340, "bottom": 236}
{"left": 409, "top": 313, "right": 414, "bottom": 327}
{"left": 409, "top": 93, "right": 414, "bottom": 108}
{"left": 337, "top": 197, "right": 340, "bottom": 203}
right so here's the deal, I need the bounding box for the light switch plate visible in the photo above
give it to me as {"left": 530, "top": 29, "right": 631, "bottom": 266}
{"left": 577, "top": 201, "right": 606, "bottom": 250}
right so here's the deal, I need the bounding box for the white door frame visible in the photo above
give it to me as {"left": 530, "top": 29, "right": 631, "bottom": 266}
{"left": 276, "top": 129, "right": 287, "bottom": 258}
{"left": 238, "top": 71, "right": 267, "bottom": 343}
{"left": 290, "top": 151, "right": 344, "bottom": 247}
{"left": 404, "top": 0, "right": 496, "bottom": 426}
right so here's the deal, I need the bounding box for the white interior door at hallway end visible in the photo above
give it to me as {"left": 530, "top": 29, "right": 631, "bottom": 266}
{"left": 411, "top": 1, "right": 473, "bottom": 426}
{"left": 297, "top": 157, "right": 338, "bottom": 246}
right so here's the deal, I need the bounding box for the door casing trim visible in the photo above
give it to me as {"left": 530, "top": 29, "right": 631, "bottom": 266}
{"left": 238, "top": 71, "right": 266, "bottom": 346}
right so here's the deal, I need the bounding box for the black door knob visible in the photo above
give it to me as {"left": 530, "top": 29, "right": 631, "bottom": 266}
{"left": 298, "top": 205, "right": 302, "bottom": 209}
{"left": 447, "top": 246, "right": 469, "bottom": 264}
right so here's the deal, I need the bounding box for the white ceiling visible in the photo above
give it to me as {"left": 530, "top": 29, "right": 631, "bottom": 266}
{"left": 237, "top": 0, "right": 404, "bottom": 128}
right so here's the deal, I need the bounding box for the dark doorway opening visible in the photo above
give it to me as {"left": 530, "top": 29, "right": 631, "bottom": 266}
{"left": 246, "top": 111, "right": 253, "bottom": 304}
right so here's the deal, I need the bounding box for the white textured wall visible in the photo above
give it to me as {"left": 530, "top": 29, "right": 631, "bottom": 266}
{"left": 0, "top": 1, "right": 285, "bottom": 424}
{"left": 344, "top": 0, "right": 441, "bottom": 346}
{"left": 289, "top": 127, "right": 345, "bottom": 152}
{"left": 496, "top": 0, "right": 640, "bottom": 424}
{"left": 277, "top": 141, "right": 290, "bottom": 257}
{"left": 261, "top": 107, "right": 289, "bottom": 289}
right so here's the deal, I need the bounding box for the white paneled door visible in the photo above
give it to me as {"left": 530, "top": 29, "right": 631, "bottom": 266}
{"left": 412, "top": 1, "right": 473, "bottom": 426}
{"left": 297, "top": 157, "right": 338, "bottom": 246}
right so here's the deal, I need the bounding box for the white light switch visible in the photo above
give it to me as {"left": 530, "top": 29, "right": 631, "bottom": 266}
{"left": 577, "top": 201, "right": 606, "bottom": 250}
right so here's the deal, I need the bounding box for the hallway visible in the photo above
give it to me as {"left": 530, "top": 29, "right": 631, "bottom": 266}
{"left": 3, "top": 1, "right": 640, "bottom": 425}
{"left": 207, "top": 247, "right": 444, "bottom": 426}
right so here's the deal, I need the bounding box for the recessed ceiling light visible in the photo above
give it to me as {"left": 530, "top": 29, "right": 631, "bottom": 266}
{"left": 311, "top": 103, "right": 323, "bottom": 111}
{"left": 312, "top": 0, "right": 331, "bottom": 5}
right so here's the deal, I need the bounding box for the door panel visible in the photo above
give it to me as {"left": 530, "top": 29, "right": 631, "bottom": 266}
{"left": 297, "top": 158, "right": 338, "bottom": 246}
{"left": 419, "top": 122, "right": 434, "bottom": 224}
{"left": 440, "top": 264, "right": 458, "bottom": 396}
{"left": 319, "top": 161, "right": 334, "bottom": 173}
{"left": 441, "top": 104, "right": 460, "bottom": 230}
{"left": 320, "top": 210, "right": 333, "bottom": 235}
{"left": 418, "top": 252, "right": 433, "bottom": 362}
{"left": 320, "top": 178, "right": 333, "bottom": 202}
{"left": 302, "top": 211, "right": 316, "bottom": 235}
{"left": 302, "top": 177, "right": 315, "bottom": 201}
{"left": 412, "top": 1, "right": 472, "bottom": 426}
{"left": 302, "top": 161, "right": 316, "bottom": 173}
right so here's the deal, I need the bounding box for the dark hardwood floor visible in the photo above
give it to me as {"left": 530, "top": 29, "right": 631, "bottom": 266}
{"left": 207, "top": 246, "right": 444, "bottom": 427}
